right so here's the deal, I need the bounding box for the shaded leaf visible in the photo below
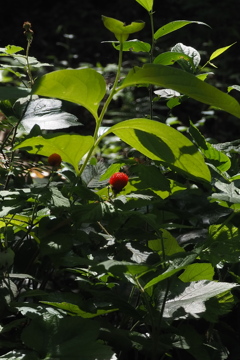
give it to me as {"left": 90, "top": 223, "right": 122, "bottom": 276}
{"left": 103, "top": 118, "right": 211, "bottom": 182}
{"left": 21, "top": 315, "right": 114, "bottom": 360}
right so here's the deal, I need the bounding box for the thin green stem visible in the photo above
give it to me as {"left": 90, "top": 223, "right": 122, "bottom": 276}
{"left": 26, "top": 38, "right": 34, "bottom": 86}
{"left": 148, "top": 10, "right": 155, "bottom": 120}
{"left": 78, "top": 41, "right": 124, "bottom": 177}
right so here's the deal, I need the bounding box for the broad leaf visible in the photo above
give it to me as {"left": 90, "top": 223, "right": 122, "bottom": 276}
{"left": 21, "top": 315, "right": 114, "bottom": 359}
{"left": 21, "top": 98, "right": 80, "bottom": 132}
{"left": 3, "top": 45, "right": 24, "bottom": 54}
{"left": 163, "top": 280, "right": 238, "bottom": 319}
{"left": 103, "top": 118, "right": 211, "bottom": 182}
{"left": 32, "top": 69, "right": 106, "bottom": 121}
{"left": 117, "top": 64, "right": 240, "bottom": 118}
{"left": 154, "top": 20, "right": 209, "bottom": 40}
{"left": 178, "top": 263, "right": 214, "bottom": 282}
{"left": 171, "top": 43, "right": 201, "bottom": 72}
{"left": 203, "top": 224, "right": 240, "bottom": 265}
{"left": 189, "top": 121, "right": 231, "bottom": 171}
{"left": 153, "top": 51, "right": 194, "bottom": 66}
{"left": 14, "top": 133, "right": 94, "bottom": 173}
{"left": 148, "top": 229, "right": 185, "bottom": 256}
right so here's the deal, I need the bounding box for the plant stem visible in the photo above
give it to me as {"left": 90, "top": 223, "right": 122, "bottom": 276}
{"left": 148, "top": 10, "right": 155, "bottom": 120}
{"left": 78, "top": 41, "right": 124, "bottom": 177}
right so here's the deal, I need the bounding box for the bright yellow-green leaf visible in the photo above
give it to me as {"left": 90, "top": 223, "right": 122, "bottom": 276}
{"left": 210, "top": 42, "right": 236, "bottom": 61}
{"left": 32, "top": 69, "right": 106, "bottom": 121}
{"left": 154, "top": 20, "right": 209, "bottom": 40}
{"left": 148, "top": 229, "right": 185, "bottom": 256}
{"left": 102, "top": 16, "right": 145, "bottom": 42}
{"left": 14, "top": 134, "right": 94, "bottom": 174}
{"left": 135, "top": 0, "right": 154, "bottom": 12}
{"left": 103, "top": 118, "right": 211, "bottom": 182}
{"left": 117, "top": 64, "right": 240, "bottom": 118}
{"left": 179, "top": 263, "right": 215, "bottom": 282}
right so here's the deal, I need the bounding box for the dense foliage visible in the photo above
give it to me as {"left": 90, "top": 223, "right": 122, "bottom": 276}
{"left": 1, "top": 1, "right": 240, "bottom": 359}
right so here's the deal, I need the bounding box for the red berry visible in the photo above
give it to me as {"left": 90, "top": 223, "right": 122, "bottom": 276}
{"left": 109, "top": 172, "right": 129, "bottom": 192}
{"left": 48, "top": 153, "right": 62, "bottom": 167}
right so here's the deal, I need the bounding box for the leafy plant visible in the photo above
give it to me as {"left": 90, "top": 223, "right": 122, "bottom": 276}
{"left": 1, "top": 2, "right": 240, "bottom": 359}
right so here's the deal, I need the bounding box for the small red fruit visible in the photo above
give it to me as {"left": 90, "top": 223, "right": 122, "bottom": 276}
{"left": 48, "top": 153, "right": 62, "bottom": 167}
{"left": 109, "top": 172, "right": 129, "bottom": 192}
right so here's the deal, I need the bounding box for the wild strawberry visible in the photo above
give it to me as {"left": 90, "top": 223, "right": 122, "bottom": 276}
{"left": 109, "top": 172, "right": 129, "bottom": 193}
{"left": 48, "top": 153, "right": 62, "bottom": 167}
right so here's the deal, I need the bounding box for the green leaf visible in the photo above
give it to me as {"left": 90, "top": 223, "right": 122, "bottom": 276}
{"left": 171, "top": 43, "right": 201, "bottom": 72}
{"left": 154, "top": 20, "right": 209, "bottom": 40}
{"left": 144, "top": 252, "right": 198, "bottom": 289}
{"left": 163, "top": 280, "right": 238, "bottom": 320}
{"left": 21, "top": 98, "right": 80, "bottom": 132}
{"left": 92, "top": 259, "right": 150, "bottom": 277}
{"left": 102, "top": 16, "right": 145, "bottom": 42}
{"left": 40, "top": 301, "right": 118, "bottom": 318}
{"left": 209, "top": 42, "right": 236, "bottom": 61}
{"left": 112, "top": 39, "right": 151, "bottom": 52}
{"left": 103, "top": 118, "right": 211, "bottom": 182}
{"left": 153, "top": 51, "right": 194, "bottom": 66}
{"left": 117, "top": 64, "right": 240, "bottom": 118}
{"left": 21, "top": 315, "right": 114, "bottom": 359}
{"left": 135, "top": 0, "right": 153, "bottom": 12}
{"left": 203, "top": 224, "right": 240, "bottom": 265}
{"left": 189, "top": 122, "right": 231, "bottom": 171}
{"left": 14, "top": 133, "right": 94, "bottom": 174}
{"left": 32, "top": 69, "right": 106, "bottom": 121}
{"left": 179, "top": 263, "right": 214, "bottom": 282}
{"left": 148, "top": 229, "right": 185, "bottom": 256}
{"left": 0, "top": 86, "right": 30, "bottom": 100}
{"left": 4, "top": 45, "right": 24, "bottom": 54}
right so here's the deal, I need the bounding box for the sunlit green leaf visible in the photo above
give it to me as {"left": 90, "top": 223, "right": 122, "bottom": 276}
{"left": 148, "top": 229, "right": 185, "bottom": 256}
{"left": 102, "top": 16, "right": 145, "bottom": 42}
{"left": 4, "top": 45, "right": 24, "bottom": 54}
{"left": 179, "top": 263, "right": 214, "bottom": 282}
{"left": 32, "top": 69, "right": 106, "bottom": 121}
{"left": 117, "top": 64, "right": 240, "bottom": 118}
{"left": 112, "top": 39, "right": 151, "bottom": 52}
{"left": 210, "top": 42, "right": 236, "bottom": 61}
{"left": 154, "top": 20, "right": 209, "bottom": 40}
{"left": 103, "top": 118, "right": 211, "bottom": 182}
{"left": 14, "top": 133, "right": 94, "bottom": 173}
{"left": 135, "top": 0, "right": 154, "bottom": 12}
{"left": 153, "top": 51, "right": 194, "bottom": 66}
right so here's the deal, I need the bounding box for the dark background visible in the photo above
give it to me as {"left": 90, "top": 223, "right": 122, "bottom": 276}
{"left": 2, "top": 0, "right": 239, "bottom": 68}
{"left": 1, "top": 0, "right": 240, "bottom": 140}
